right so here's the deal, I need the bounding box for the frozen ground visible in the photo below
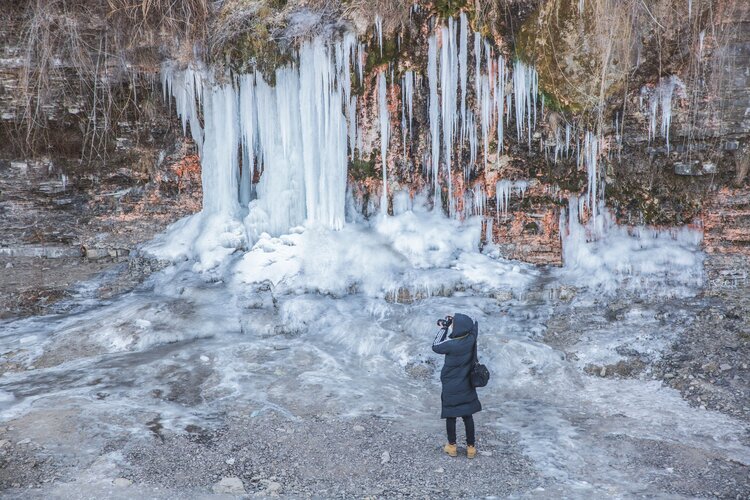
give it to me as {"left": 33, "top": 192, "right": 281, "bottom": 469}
{"left": 1, "top": 209, "right": 749, "bottom": 498}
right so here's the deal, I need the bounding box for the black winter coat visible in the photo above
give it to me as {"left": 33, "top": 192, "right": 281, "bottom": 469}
{"left": 432, "top": 313, "right": 482, "bottom": 418}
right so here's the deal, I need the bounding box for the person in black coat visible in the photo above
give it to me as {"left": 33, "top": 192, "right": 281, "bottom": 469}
{"left": 432, "top": 312, "right": 481, "bottom": 458}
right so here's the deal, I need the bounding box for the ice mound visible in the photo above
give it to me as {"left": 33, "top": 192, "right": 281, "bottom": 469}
{"left": 559, "top": 198, "right": 703, "bottom": 296}
{"left": 143, "top": 212, "right": 248, "bottom": 272}
{"left": 234, "top": 206, "right": 535, "bottom": 298}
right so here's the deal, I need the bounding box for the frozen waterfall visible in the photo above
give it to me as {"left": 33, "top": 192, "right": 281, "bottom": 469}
{"left": 161, "top": 35, "right": 356, "bottom": 237}
{"left": 156, "top": 21, "right": 638, "bottom": 278}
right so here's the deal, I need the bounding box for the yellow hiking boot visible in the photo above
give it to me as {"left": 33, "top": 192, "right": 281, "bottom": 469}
{"left": 443, "top": 443, "right": 457, "bottom": 457}
{"left": 467, "top": 445, "right": 476, "bottom": 459}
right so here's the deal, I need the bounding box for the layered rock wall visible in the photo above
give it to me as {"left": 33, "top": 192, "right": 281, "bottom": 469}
{"left": 1, "top": 1, "right": 748, "bottom": 282}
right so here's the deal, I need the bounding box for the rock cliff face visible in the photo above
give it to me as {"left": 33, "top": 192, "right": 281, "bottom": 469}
{"left": 0, "top": 0, "right": 748, "bottom": 285}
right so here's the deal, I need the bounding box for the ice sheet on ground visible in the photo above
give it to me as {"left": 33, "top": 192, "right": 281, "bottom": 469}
{"left": 2, "top": 201, "right": 743, "bottom": 497}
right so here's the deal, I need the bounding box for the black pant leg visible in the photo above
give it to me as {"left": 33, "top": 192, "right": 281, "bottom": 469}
{"left": 446, "top": 417, "right": 457, "bottom": 444}
{"left": 463, "top": 415, "right": 475, "bottom": 446}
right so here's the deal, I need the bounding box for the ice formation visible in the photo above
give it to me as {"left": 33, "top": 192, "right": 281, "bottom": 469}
{"left": 422, "top": 17, "right": 520, "bottom": 208}
{"left": 560, "top": 198, "right": 703, "bottom": 295}
{"left": 458, "top": 13, "right": 469, "bottom": 146}
{"left": 513, "top": 60, "right": 539, "bottom": 147}
{"left": 161, "top": 64, "right": 204, "bottom": 156}
{"left": 440, "top": 18, "right": 459, "bottom": 216}
{"left": 375, "top": 15, "right": 383, "bottom": 56}
{"left": 583, "top": 131, "right": 600, "bottom": 219}
{"left": 378, "top": 71, "right": 390, "bottom": 215}
{"left": 156, "top": 20, "right": 547, "bottom": 270}
{"left": 160, "top": 35, "right": 357, "bottom": 237}
{"left": 428, "top": 34, "right": 441, "bottom": 202}
{"left": 642, "top": 76, "right": 685, "bottom": 153}
{"left": 156, "top": 18, "right": 697, "bottom": 303}
{"left": 495, "top": 180, "right": 529, "bottom": 217}
{"left": 401, "top": 70, "right": 415, "bottom": 160}
{"left": 497, "top": 56, "right": 507, "bottom": 153}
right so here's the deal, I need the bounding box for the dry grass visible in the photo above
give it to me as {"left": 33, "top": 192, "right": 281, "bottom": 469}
{"left": 15, "top": 0, "right": 212, "bottom": 160}
{"left": 13, "top": 0, "right": 746, "bottom": 160}
{"left": 106, "top": 0, "right": 211, "bottom": 48}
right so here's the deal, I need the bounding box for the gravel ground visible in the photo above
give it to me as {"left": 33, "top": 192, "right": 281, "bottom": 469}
{"left": 0, "top": 412, "right": 541, "bottom": 498}
{"left": 2, "top": 405, "right": 748, "bottom": 499}
{"left": 654, "top": 288, "right": 750, "bottom": 422}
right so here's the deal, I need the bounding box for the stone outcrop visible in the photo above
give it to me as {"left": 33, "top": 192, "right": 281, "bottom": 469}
{"left": 703, "top": 188, "right": 750, "bottom": 288}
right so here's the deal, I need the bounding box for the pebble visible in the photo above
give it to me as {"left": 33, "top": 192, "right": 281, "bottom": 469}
{"left": 17, "top": 439, "right": 31, "bottom": 445}
{"left": 353, "top": 425, "right": 365, "bottom": 432}
{"left": 719, "top": 363, "right": 731, "bottom": 372}
{"left": 263, "top": 480, "right": 282, "bottom": 494}
{"left": 113, "top": 477, "right": 132, "bottom": 487}
{"left": 212, "top": 476, "right": 246, "bottom": 495}
{"left": 480, "top": 450, "right": 493, "bottom": 457}
{"left": 225, "top": 457, "right": 235, "bottom": 465}
{"left": 434, "top": 467, "right": 444, "bottom": 473}
{"left": 0, "top": 440, "right": 9, "bottom": 448}
{"left": 380, "top": 451, "right": 390, "bottom": 464}
{"left": 200, "top": 355, "right": 210, "bottom": 362}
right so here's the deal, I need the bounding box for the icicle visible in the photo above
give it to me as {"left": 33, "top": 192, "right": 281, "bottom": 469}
{"left": 428, "top": 34, "right": 440, "bottom": 202}
{"left": 495, "top": 180, "right": 511, "bottom": 217}
{"left": 357, "top": 42, "right": 365, "bottom": 82}
{"left": 467, "top": 111, "right": 477, "bottom": 174}
{"left": 553, "top": 126, "right": 562, "bottom": 164}
{"left": 485, "top": 41, "right": 494, "bottom": 96}
{"left": 401, "top": 71, "right": 414, "bottom": 161}
{"left": 583, "top": 131, "right": 599, "bottom": 219}
{"left": 513, "top": 60, "right": 538, "bottom": 148}
{"left": 238, "top": 73, "right": 256, "bottom": 207}
{"left": 201, "top": 80, "right": 240, "bottom": 216}
{"left": 659, "top": 83, "right": 675, "bottom": 152}
{"left": 348, "top": 95, "right": 357, "bottom": 159}
{"left": 375, "top": 15, "right": 383, "bottom": 57}
{"left": 401, "top": 76, "right": 408, "bottom": 161}
{"left": 506, "top": 92, "right": 511, "bottom": 122}
{"left": 405, "top": 71, "right": 414, "bottom": 135}
{"left": 440, "top": 19, "right": 459, "bottom": 217}
{"left": 470, "top": 184, "right": 486, "bottom": 216}
{"left": 474, "top": 33, "right": 481, "bottom": 113}
{"left": 163, "top": 63, "right": 205, "bottom": 156}
{"left": 688, "top": 0, "right": 692, "bottom": 18}
{"left": 579, "top": 0, "right": 585, "bottom": 14}
{"left": 532, "top": 69, "right": 538, "bottom": 131}
{"left": 378, "top": 71, "right": 390, "bottom": 216}
{"left": 643, "top": 76, "right": 685, "bottom": 153}
{"left": 480, "top": 74, "right": 491, "bottom": 168}
{"left": 515, "top": 180, "right": 529, "bottom": 199}
{"left": 614, "top": 112, "right": 621, "bottom": 146}
{"left": 497, "top": 56, "right": 506, "bottom": 156}
{"left": 459, "top": 13, "right": 469, "bottom": 146}
{"left": 698, "top": 30, "right": 705, "bottom": 60}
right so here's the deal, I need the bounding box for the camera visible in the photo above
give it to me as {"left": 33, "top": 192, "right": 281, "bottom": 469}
{"left": 436, "top": 315, "right": 453, "bottom": 328}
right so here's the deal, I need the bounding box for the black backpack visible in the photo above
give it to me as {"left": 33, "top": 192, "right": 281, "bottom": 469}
{"left": 470, "top": 321, "right": 490, "bottom": 388}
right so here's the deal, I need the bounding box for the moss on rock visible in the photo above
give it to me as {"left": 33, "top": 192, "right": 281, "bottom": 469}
{"left": 516, "top": 0, "right": 629, "bottom": 114}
